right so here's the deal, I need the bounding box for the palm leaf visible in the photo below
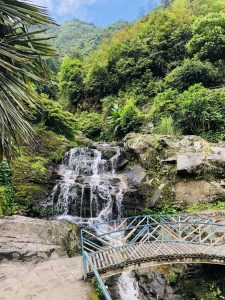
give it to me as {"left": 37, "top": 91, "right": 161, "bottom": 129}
{"left": 0, "top": 0, "right": 55, "bottom": 161}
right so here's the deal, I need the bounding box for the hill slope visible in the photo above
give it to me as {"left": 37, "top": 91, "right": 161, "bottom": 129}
{"left": 47, "top": 19, "right": 127, "bottom": 57}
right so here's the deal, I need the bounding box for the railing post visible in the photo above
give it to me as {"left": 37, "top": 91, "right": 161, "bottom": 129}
{"left": 81, "top": 229, "right": 87, "bottom": 280}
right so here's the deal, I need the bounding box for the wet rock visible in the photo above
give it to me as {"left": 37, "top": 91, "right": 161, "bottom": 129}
{"left": 137, "top": 271, "right": 184, "bottom": 300}
{"left": 0, "top": 216, "right": 80, "bottom": 263}
{"left": 122, "top": 189, "right": 145, "bottom": 212}
{"left": 125, "top": 164, "right": 147, "bottom": 185}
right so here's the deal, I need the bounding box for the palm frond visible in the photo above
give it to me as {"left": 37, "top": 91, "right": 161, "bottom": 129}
{"left": 0, "top": 0, "right": 55, "bottom": 161}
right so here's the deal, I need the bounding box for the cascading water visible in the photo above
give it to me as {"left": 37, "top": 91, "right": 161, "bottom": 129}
{"left": 49, "top": 144, "right": 127, "bottom": 224}
{"left": 48, "top": 143, "right": 140, "bottom": 299}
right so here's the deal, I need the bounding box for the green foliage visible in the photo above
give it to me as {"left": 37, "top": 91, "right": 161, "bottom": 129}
{"left": 47, "top": 20, "right": 127, "bottom": 58}
{"left": 0, "top": 0, "right": 54, "bottom": 161}
{"left": 168, "top": 272, "right": 178, "bottom": 283}
{"left": 58, "top": 56, "right": 85, "bottom": 107}
{"left": 154, "top": 116, "right": 180, "bottom": 135}
{"left": 76, "top": 112, "right": 103, "bottom": 139}
{"left": 34, "top": 95, "right": 77, "bottom": 139}
{"left": 204, "top": 282, "right": 225, "bottom": 300}
{"left": 186, "top": 200, "right": 225, "bottom": 213}
{"left": 111, "top": 98, "right": 144, "bottom": 136}
{"left": 151, "top": 84, "right": 225, "bottom": 142}
{"left": 187, "top": 12, "right": 225, "bottom": 62}
{"left": 53, "top": 0, "right": 225, "bottom": 142}
{"left": 166, "top": 60, "right": 217, "bottom": 91}
{"left": 0, "top": 161, "right": 17, "bottom": 215}
{"left": 91, "top": 278, "right": 106, "bottom": 300}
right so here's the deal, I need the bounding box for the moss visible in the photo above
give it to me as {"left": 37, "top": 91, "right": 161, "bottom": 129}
{"left": 61, "top": 222, "right": 80, "bottom": 257}
{"left": 29, "top": 128, "right": 76, "bottom": 163}
{"left": 12, "top": 155, "right": 51, "bottom": 184}
{"left": 15, "top": 184, "right": 49, "bottom": 205}
{"left": 186, "top": 199, "right": 225, "bottom": 213}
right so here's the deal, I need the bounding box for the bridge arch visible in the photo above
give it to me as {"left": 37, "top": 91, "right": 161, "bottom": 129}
{"left": 81, "top": 214, "right": 225, "bottom": 299}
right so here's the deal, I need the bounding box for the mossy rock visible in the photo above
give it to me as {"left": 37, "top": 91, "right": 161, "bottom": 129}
{"left": 12, "top": 155, "right": 51, "bottom": 185}
{"left": 15, "top": 184, "right": 50, "bottom": 206}
{"left": 28, "top": 128, "right": 76, "bottom": 163}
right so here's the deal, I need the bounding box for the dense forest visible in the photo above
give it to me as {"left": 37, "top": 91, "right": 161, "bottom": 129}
{"left": 47, "top": 19, "right": 128, "bottom": 57}
{"left": 0, "top": 0, "right": 225, "bottom": 217}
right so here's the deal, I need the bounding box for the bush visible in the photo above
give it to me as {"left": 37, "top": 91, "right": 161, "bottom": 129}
{"left": 111, "top": 98, "right": 144, "bottom": 136}
{"left": 166, "top": 60, "right": 217, "bottom": 92}
{"left": 151, "top": 84, "right": 225, "bottom": 142}
{"left": 187, "top": 12, "right": 225, "bottom": 62}
{"left": 76, "top": 112, "right": 103, "bottom": 139}
{"left": 34, "top": 95, "right": 77, "bottom": 139}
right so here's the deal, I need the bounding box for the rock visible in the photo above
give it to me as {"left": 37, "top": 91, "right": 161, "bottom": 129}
{"left": 123, "top": 133, "right": 225, "bottom": 210}
{"left": 125, "top": 164, "right": 147, "bottom": 185}
{"left": 0, "top": 216, "right": 80, "bottom": 262}
{"left": 123, "top": 133, "right": 158, "bottom": 168}
{"left": 177, "top": 151, "right": 225, "bottom": 177}
{"left": 150, "top": 183, "right": 166, "bottom": 207}
{"left": 177, "top": 153, "right": 206, "bottom": 176}
{"left": 136, "top": 270, "right": 184, "bottom": 300}
{"left": 122, "top": 189, "right": 145, "bottom": 213}
{"left": 174, "top": 181, "right": 225, "bottom": 207}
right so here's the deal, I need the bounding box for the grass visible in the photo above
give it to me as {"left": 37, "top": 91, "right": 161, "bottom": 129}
{"left": 186, "top": 200, "right": 225, "bottom": 213}
{"left": 154, "top": 116, "right": 181, "bottom": 136}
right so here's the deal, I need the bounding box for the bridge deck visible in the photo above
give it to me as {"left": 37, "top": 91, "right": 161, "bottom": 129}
{"left": 87, "top": 241, "right": 225, "bottom": 275}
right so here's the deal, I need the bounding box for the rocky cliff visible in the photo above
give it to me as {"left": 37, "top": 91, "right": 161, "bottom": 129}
{"left": 122, "top": 133, "right": 225, "bottom": 213}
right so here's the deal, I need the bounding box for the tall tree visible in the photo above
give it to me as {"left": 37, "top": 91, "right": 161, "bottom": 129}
{"left": 0, "top": 0, "right": 55, "bottom": 161}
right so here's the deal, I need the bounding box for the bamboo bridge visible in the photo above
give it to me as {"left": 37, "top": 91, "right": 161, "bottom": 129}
{"left": 81, "top": 214, "right": 225, "bottom": 299}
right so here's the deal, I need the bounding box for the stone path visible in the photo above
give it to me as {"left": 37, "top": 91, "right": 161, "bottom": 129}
{"left": 0, "top": 257, "right": 91, "bottom": 300}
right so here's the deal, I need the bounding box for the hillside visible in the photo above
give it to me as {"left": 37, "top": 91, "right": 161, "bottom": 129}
{"left": 47, "top": 19, "right": 128, "bottom": 57}
{"left": 57, "top": 0, "right": 225, "bottom": 143}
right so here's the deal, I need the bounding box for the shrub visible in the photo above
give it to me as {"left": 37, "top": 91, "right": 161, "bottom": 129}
{"left": 34, "top": 95, "right": 77, "bottom": 139}
{"left": 176, "top": 84, "right": 225, "bottom": 140}
{"left": 151, "top": 84, "right": 225, "bottom": 142}
{"left": 187, "top": 12, "right": 225, "bottom": 62}
{"left": 111, "top": 98, "right": 144, "bottom": 136}
{"left": 76, "top": 112, "right": 103, "bottom": 139}
{"left": 58, "top": 56, "right": 85, "bottom": 107}
{"left": 166, "top": 60, "right": 217, "bottom": 92}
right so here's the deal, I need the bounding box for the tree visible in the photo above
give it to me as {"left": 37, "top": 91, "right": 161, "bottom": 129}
{"left": 0, "top": 0, "right": 54, "bottom": 160}
{"left": 58, "top": 56, "right": 85, "bottom": 109}
{"left": 166, "top": 59, "right": 217, "bottom": 91}
{"left": 187, "top": 12, "right": 225, "bottom": 62}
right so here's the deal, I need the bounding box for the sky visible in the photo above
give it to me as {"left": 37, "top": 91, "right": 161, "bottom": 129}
{"left": 32, "top": 0, "right": 160, "bottom": 26}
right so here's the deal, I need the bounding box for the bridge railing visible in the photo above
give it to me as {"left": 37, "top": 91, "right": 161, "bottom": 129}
{"left": 81, "top": 214, "right": 225, "bottom": 298}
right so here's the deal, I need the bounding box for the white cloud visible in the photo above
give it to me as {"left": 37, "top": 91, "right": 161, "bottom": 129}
{"left": 32, "top": 0, "right": 104, "bottom": 20}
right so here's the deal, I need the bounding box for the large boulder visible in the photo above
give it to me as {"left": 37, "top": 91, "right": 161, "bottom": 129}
{"left": 0, "top": 215, "right": 80, "bottom": 262}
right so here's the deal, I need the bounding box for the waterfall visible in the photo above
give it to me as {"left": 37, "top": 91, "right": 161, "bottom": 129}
{"left": 49, "top": 144, "right": 127, "bottom": 223}
{"left": 48, "top": 143, "right": 140, "bottom": 299}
